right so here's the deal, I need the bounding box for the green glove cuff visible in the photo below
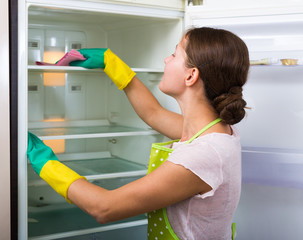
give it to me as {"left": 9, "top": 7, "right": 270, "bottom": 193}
{"left": 40, "top": 160, "right": 86, "bottom": 204}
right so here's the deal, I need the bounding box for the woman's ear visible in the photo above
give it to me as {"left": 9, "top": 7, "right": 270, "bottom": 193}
{"left": 185, "top": 67, "right": 200, "bottom": 87}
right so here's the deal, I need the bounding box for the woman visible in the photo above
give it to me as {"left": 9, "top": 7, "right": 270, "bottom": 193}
{"left": 28, "top": 27, "right": 249, "bottom": 239}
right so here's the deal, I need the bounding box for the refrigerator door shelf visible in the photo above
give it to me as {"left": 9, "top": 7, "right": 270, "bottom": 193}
{"left": 242, "top": 147, "right": 303, "bottom": 189}
{"left": 248, "top": 64, "right": 303, "bottom": 78}
{"left": 186, "top": 11, "right": 303, "bottom": 61}
{"left": 186, "top": 3, "right": 303, "bottom": 23}
{"left": 250, "top": 64, "right": 303, "bottom": 69}
{"left": 236, "top": 65, "right": 303, "bottom": 150}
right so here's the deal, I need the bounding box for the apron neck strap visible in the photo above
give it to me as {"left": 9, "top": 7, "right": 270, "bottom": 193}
{"left": 185, "top": 118, "right": 222, "bottom": 144}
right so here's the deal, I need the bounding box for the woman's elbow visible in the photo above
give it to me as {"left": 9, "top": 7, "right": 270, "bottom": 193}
{"left": 95, "top": 215, "right": 109, "bottom": 225}
{"left": 89, "top": 202, "right": 112, "bottom": 224}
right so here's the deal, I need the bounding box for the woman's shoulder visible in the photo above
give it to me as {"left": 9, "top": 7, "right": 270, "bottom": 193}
{"left": 197, "top": 125, "right": 240, "bottom": 145}
{"left": 176, "top": 126, "right": 240, "bottom": 147}
{"left": 171, "top": 126, "right": 241, "bottom": 162}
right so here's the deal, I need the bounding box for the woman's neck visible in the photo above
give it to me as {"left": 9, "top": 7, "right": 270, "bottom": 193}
{"left": 175, "top": 79, "right": 231, "bottom": 141}
{"left": 179, "top": 99, "right": 217, "bottom": 141}
{"left": 178, "top": 96, "right": 232, "bottom": 142}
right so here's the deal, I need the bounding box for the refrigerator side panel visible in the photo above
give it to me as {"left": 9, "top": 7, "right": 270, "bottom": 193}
{"left": 0, "top": 0, "right": 11, "bottom": 239}
{"left": 18, "top": 0, "right": 28, "bottom": 239}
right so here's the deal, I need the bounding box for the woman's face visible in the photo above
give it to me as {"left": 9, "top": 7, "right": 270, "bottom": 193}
{"left": 159, "top": 40, "right": 191, "bottom": 97}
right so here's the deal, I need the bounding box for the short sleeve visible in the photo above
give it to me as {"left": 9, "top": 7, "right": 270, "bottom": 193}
{"left": 167, "top": 141, "right": 223, "bottom": 198}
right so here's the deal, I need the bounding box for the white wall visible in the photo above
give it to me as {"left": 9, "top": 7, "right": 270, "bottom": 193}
{"left": 0, "top": 0, "right": 11, "bottom": 239}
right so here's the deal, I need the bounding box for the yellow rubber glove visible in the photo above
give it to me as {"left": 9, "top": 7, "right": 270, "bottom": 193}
{"left": 70, "top": 48, "right": 136, "bottom": 90}
{"left": 104, "top": 49, "right": 136, "bottom": 90}
{"left": 27, "top": 132, "right": 86, "bottom": 203}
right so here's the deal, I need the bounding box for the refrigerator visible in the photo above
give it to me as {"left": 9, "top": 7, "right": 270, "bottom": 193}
{"left": 4, "top": 0, "right": 303, "bottom": 239}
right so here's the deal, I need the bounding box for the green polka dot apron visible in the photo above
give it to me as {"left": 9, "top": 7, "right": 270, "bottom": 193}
{"left": 147, "top": 118, "right": 225, "bottom": 240}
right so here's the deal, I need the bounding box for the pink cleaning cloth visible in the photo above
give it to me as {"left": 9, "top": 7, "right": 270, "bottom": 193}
{"left": 35, "top": 49, "right": 86, "bottom": 66}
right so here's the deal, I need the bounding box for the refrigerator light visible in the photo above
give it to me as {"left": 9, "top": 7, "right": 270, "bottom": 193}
{"left": 43, "top": 73, "right": 65, "bottom": 86}
{"left": 43, "top": 118, "right": 65, "bottom": 122}
{"left": 44, "top": 50, "right": 64, "bottom": 64}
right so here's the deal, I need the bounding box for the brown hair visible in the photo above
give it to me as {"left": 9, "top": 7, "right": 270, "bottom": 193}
{"left": 183, "top": 27, "right": 249, "bottom": 125}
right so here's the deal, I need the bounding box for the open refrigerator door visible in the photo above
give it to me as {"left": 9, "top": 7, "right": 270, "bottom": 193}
{"left": 186, "top": 1, "right": 303, "bottom": 239}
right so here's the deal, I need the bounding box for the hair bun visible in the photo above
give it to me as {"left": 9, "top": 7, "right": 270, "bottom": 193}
{"left": 229, "top": 86, "right": 242, "bottom": 95}
{"left": 213, "top": 86, "right": 246, "bottom": 125}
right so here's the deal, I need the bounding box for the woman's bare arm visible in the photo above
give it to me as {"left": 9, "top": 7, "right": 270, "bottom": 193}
{"left": 124, "top": 76, "right": 183, "bottom": 140}
{"left": 67, "top": 161, "right": 212, "bottom": 224}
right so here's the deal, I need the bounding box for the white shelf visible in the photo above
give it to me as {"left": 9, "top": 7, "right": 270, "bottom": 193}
{"left": 28, "top": 65, "right": 164, "bottom": 73}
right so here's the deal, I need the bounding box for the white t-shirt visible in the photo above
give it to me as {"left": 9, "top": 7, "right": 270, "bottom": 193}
{"left": 167, "top": 126, "right": 242, "bottom": 240}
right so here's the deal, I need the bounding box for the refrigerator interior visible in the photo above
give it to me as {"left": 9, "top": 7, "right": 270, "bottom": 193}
{"left": 189, "top": 12, "right": 303, "bottom": 239}
{"left": 26, "top": 4, "right": 183, "bottom": 240}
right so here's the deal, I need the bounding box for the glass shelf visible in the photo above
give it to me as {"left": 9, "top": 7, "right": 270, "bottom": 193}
{"left": 29, "top": 125, "right": 159, "bottom": 140}
{"left": 28, "top": 65, "right": 163, "bottom": 73}
{"left": 66, "top": 157, "right": 146, "bottom": 176}
{"left": 58, "top": 224, "right": 147, "bottom": 240}
{"left": 28, "top": 175, "right": 147, "bottom": 239}
{"left": 28, "top": 204, "right": 147, "bottom": 239}
{"left": 28, "top": 156, "right": 147, "bottom": 186}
